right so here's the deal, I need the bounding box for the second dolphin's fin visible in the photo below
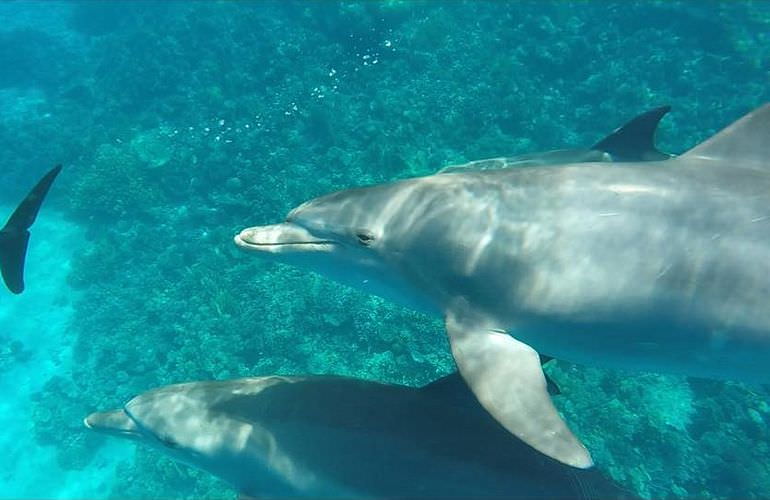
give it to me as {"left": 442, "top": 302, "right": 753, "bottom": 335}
{"left": 592, "top": 105, "right": 672, "bottom": 161}
{"left": 438, "top": 106, "right": 673, "bottom": 175}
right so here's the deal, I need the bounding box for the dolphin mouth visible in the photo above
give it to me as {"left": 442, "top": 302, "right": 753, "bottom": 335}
{"left": 84, "top": 409, "right": 144, "bottom": 441}
{"left": 234, "top": 223, "right": 336, "bottom": 253}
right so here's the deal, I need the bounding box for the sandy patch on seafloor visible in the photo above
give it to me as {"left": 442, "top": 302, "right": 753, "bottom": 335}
{"left": 0, "top": 208, "right": 134, "bottom": 499}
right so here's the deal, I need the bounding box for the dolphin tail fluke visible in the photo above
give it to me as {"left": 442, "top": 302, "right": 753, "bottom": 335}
{"left": 444, "top": 300, "right": 592, "bottom": 469}
{"left": 0, "top": 229, "right": 30, "bottom": 294}
{"left": 681, "top": 103, "right": 770, "bottom": 164}
{"left": 4, "top": 164, "right": 62, "bottom": 231}
{"left": 0, "top": 164, "right": 62, "bottom": 294}
{"left": 592, "top": 106, "right": 672, "bottom": 161}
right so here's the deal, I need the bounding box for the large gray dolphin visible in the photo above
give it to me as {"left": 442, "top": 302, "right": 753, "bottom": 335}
{"left": 85, "top": 373, "right": 635, "bottom": 499}
{"left": 234, "top": 104, "right": 770, "bottom": 468}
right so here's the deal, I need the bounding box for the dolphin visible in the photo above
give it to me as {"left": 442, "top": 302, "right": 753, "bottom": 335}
{"left": 234, "top": 104, "right": 770, "bottom": 467}
{"left": 438, "top": 105, "right": 672, "bottom": 174}
{"left": 84, "top": 372, "right": 635, "bottom": 499}
{"left": 0, "top": 164, "right": 62, "bottom": 294}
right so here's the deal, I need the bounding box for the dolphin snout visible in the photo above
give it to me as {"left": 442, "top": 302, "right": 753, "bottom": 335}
{"left": 234, "top": 224, "right": 334, "bottom": 253}
{"left": 84, "top": 409, "right": 142, "bottom": 440}
{"left": 234, "top": 225, "right": 289, "bottom": 249}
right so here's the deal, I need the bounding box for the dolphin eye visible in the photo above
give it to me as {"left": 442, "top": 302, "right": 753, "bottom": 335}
{"left": 355, "top": 230, "right": 375, "bottom": 246}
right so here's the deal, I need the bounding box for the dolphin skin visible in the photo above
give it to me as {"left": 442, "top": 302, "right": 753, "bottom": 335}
{"left": 0, "top": 164, "right": 62, "bottom": 294}
{"left": 234, "top": 104, "right": 770, "bottom": 467}
{"left": 85, "top": 373, "right": 634, "bottom": 499}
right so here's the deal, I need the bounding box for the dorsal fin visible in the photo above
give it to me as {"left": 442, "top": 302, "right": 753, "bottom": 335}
{"left": 592, "top": 106, "right": 672, "bottom": 161}
{"left": 680, "top": 104, "right": 770, "bottom": 165}
{"left": 438, "top": 106, "right": 672, "bottom": 176}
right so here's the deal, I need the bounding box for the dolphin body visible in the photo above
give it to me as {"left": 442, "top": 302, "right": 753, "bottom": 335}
{"left": 234, "top": 104, "right": 769, "bottom": 468}
{"left": 85, "top": 373, "right": 634, "bottom": 499}
{"left": 438, "top": 105, "right": 672, "bottom": 175}
{"left": 0, "top": 164, "right": 62, "bottom": 294}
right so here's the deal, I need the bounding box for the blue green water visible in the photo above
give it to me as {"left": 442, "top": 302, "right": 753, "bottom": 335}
{"left": 1, "top": 1, "right": 770, "bottom": 498}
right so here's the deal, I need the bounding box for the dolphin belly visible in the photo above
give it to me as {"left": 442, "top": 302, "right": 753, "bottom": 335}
{"left": 511, "top": 315, "right": 770, "bottom": 381}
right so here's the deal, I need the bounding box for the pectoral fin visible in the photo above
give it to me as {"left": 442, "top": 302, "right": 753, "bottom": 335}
{"left": 444, "top": 305, "right": 593, "bottom": 468}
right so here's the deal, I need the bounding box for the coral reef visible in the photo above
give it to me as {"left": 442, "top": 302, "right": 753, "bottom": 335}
{"left": 2, "top": 1, "right": 768, "bottom": 498}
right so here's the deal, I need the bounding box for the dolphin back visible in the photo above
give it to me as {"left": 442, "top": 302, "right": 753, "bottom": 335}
{"left": 681, "top": 103, "right": 770, "bottom": 164}
{"left": 438, "top": 106, "right": 672, "bottom": 175}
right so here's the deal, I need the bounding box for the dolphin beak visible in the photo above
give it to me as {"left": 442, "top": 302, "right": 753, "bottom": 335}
{"left": 84, "top": 409, "right": 143, "bottom": 441}
{"left": 234, "top": 223, "right": 335, "bottom": 254}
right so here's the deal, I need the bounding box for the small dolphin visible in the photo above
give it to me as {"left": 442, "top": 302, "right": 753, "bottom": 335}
{"left": 85, "top": 372, "right": 634, "bottom": 499}
{"left": 438, "top": 105, "right": 672, "bottom": 174}
{"left": 0, "top": 164, "right": 62, "bottom": 294}
{"left": 234, "top": 104, "right": 770, "bottom": 467}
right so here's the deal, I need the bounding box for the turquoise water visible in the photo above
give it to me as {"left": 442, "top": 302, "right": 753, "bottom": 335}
{"left": 1, "top": 1, "right": 770, "bottom": 498}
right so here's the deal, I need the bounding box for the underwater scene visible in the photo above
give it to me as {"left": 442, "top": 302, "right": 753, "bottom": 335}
{"left": 2, "top": 1, "right": 770, "bottom": 498}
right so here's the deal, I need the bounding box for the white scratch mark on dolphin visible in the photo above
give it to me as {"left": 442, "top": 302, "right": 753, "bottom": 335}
{"left": 656, "top": 264, "right": 673, "bottom": 279}
{"left": 607, "top": 184, "right": 659, "bottom": 194}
